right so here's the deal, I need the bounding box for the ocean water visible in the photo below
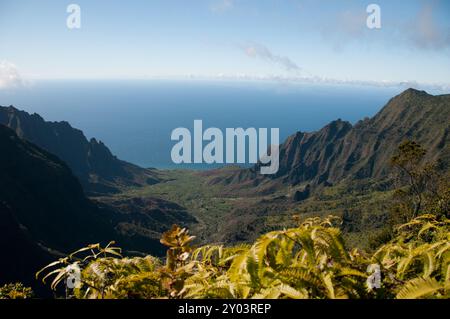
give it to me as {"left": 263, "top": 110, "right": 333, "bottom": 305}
{"left": 0, "top": 80, "right": 401, "bottom": 169}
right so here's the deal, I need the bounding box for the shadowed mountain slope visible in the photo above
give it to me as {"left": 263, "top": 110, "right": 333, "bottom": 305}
{"left": 0, "top": 106, "right": 159, "bottom": 195}
{"left": 0, "top": 124, "right": 196, "bottom": 289}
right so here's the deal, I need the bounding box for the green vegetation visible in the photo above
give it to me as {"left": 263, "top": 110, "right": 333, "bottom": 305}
{"left": 31, "top": 141, "right": 449, "bottom": 299}
{"left": 391, "top": 141, "right": 449, "bottom": 223}
{"left": 374, "top": 214, "right": 450, "bottom": 298}
{"left": 2, "top": 141, "right": 447, "bottom": 299}
{"left": 34, "top": 212, "right": 449, "bottom": 299}
{"left": 0, "top": 283, "right": 33, "bottom": 299}
{"left": 123, "top": 170, "right": 237, "bottom": 238}
{"left": 103, "top": 167, "right": 392, "bottom": 248}
{"left": 103, "top": 169, "right": 268, "bottom": 243}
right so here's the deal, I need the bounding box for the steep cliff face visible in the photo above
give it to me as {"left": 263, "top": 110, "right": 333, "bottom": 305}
{"left": 0, "top": 106, "right": 159, "bottom": 195}
{"left": 0, "top": 124, "right": 115, "bottom": 287}
{"left": 339, "top": 89, "right": 450, "bottom": 180}
{"left": 216, "top": 89, "right": 450, "bottom": 188}
{"left": 0, "top": 124, "right": 118, "bottom": 248}
{"left": 274, "top": 119, "right": 353, "bottom": 185}
{"left": 0, "top": 201, "right": 53, "bottom": 289}
{"left": 0, "top": 125, "right": 195, "bottom": 288}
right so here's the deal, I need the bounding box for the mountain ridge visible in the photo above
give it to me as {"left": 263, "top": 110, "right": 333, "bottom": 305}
{"left": 0, "top": 124, "right": 196, "bottom": 289}
{"left": 209, "top": 88, "right": 450, "bottom": 191}
{"left": 0, "top": 105, "right": 159, "bottom": 195}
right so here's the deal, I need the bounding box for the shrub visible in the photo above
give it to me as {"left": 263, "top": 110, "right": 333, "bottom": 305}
{"left": 0, "top": 283, "right": 33, "bottom": 299}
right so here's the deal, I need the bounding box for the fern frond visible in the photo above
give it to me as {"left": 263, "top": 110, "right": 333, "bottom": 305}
{"left": 279, "top": 284, "right": 308, "bottom": 299}
{"left": 396, "top": 277, "right": 442, "bottom": 299}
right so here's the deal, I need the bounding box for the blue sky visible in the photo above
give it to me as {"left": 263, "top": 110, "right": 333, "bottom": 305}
{"left": 0, "top": 0, "right": 449, "bottom": 89}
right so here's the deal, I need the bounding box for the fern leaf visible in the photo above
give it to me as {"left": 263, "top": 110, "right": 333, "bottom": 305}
{"left": 396, "top": 277, "right": 442, "bottom": 299}
{"left": 279, "top": 284, "right": 308, "bottom": 299}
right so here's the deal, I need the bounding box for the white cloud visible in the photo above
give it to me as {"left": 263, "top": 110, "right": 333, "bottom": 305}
{"left": 174, "top": 73, "right": 450, "bottom": 93}
{"left": 0, "top": 60, "right": 24, "bottom": 89}
{"left": 239, "top": 42, "right": 303, "bottom": 73}
{"left": 233, "top": 41, "right": 449, "bottom": 91}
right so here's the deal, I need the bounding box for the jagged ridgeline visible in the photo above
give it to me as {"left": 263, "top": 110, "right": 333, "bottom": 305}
{"left": 211, "top": 89, "right": 450, "bottom": 189}
{"left": 0, "top": 106, "right": 160, "bottom": 195}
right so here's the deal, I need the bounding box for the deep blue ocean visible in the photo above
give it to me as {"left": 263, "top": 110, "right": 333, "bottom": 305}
{"left": 0, "top": 80, "right": 403, "bottom": 169}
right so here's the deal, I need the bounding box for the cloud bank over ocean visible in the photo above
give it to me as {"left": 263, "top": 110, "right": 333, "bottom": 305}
{"left": 0, "top": 61, "right": 25, "bottom": 90}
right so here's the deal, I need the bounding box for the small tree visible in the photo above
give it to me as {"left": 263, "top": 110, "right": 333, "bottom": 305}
{"left": 390, "top": 141, "right": 441, "bottom": 223}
